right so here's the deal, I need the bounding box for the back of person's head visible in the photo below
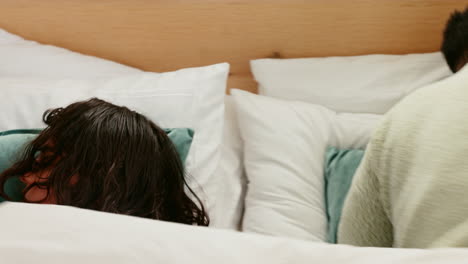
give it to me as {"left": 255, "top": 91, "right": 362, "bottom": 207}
{"left": 0, "top": 98, "right": 209, "bottom": 226}
{"left": 442, "top": 6, "right": 468, "bottom": 72}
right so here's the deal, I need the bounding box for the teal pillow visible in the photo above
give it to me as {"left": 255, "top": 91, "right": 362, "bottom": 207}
{"left": 324, "top": 146, "right": 365, "bottom": 243}
{"left": 163, "top": 128, "right": 194, "bottom": 165}
{"left": 0, "top": 128, "right": 194, "bottom": 202}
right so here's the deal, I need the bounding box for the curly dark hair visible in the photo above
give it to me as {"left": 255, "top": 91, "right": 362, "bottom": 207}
{"left": 442, "top": 6, "right": 468, "bottom": 72}
{"left": 0, "top": 98, "right": 209, "bottom": 226}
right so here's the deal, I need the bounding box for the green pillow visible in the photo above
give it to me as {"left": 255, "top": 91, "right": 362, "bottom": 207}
{"left": 324, "top": 146, "right": 364, "bottom": 243}
{"left": 0, "top": 128, "right": 194, "bottom": 202}
{"left": 163, "top": 128, "right": 194, "bottom": 165}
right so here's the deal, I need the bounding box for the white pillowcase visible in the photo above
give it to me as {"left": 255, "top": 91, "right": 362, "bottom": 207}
{"left": 0, "top": 63, "right": 229, "bottom": 223}
{"left": 0, "top": 28, "right": 141, "bottom": 78}
{"left": 231, "top": 89, "right": 381, "bottom": 241}
{"left": 0, "top": 28, "right": 248, "bottom": 230}
{"left": 210, "top": 96, "right": 246, "bottom": 230}
{"left": 251, "top": 52, "right": 452, "bottom": 114}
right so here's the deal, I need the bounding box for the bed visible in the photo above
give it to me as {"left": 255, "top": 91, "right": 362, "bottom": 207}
{"left": 1, "top": 0, "right": 468, "bottom": 263}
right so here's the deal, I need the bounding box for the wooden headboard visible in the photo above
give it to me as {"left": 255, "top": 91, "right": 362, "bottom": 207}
{"left": 0, "top": 0, "right": 465, "bottom": 93}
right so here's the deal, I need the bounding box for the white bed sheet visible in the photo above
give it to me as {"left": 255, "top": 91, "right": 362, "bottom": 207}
{"left": 2, "top": 202, "right": 468, "bottom": 264}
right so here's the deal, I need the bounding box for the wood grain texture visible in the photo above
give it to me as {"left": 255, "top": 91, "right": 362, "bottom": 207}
{"left": 0, "top": 0, "right": 465, "bottom": 93}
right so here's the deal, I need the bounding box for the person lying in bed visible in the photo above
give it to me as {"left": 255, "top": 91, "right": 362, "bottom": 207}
{"left": 338, "top": 7, "right": 468, "bottom": 247}
{"left": 0, "top": 98, "right": 209, "bottom": 226}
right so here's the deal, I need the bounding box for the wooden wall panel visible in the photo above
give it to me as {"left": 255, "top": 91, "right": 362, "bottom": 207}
{"left": 0, "top": 0, "right": 465, "bottom": 93}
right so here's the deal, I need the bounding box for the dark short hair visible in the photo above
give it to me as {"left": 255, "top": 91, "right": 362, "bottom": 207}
{"left": 0, "top": 98, "right": 209, "bottom": 226}
{"left": 442, "top": 7, "right": 468, "bottom": 72}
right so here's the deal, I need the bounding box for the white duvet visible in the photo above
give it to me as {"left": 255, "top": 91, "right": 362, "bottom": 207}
{"left": 1, "top": 202, "right": 468, "bottom": 264}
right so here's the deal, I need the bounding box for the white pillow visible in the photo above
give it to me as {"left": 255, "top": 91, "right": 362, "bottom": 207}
{"left": 251, "top": 52, "right": 452, "bottom": 114}
{"left": 210, "top": 96, "right": 246, "bottom": 230}
{"left": 0, "top": 28, "right": 141, "bottom": 78}
{"left": 0, "top": 28, "right": 248, "bottom": 230}
{"left": 0, "top": 63, "right": 229, "bottom": 223}
{"left": 231, "top": 89, "right": 381, "bottom": 241}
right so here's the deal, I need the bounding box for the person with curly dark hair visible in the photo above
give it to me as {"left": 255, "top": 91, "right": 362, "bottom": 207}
{"left": 442, "top": 7, "right": 468, "bottom": 73}
{"left": 0, "top": 98, "right": 209, "bottom": 226}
